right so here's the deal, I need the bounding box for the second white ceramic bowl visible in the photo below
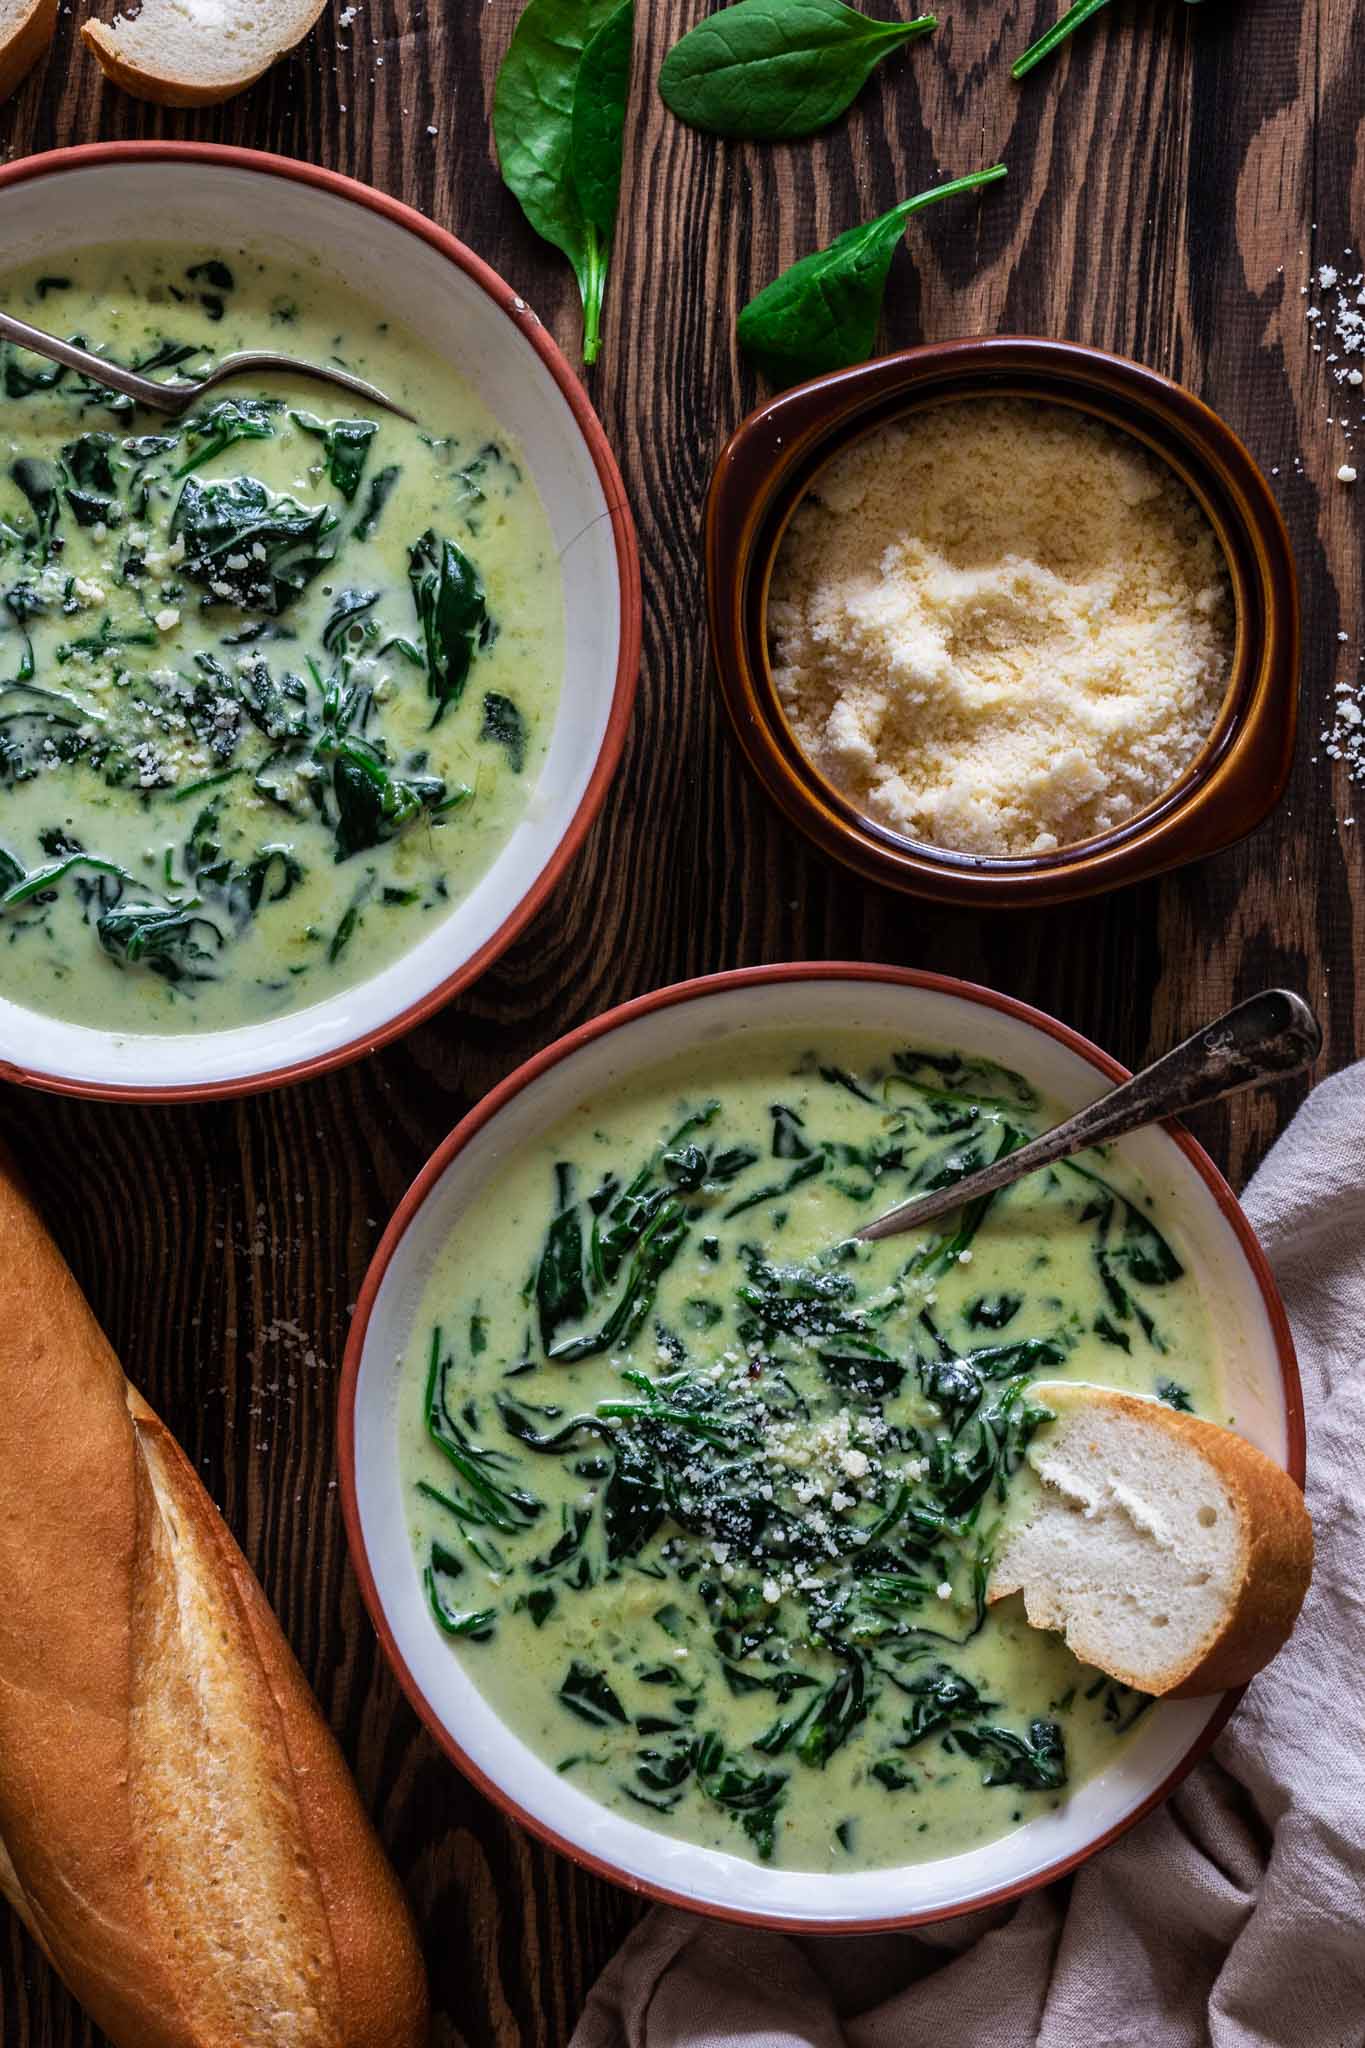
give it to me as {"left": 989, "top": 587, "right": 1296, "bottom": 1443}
{"left": 340, "top": 964, "right": 1302, "bottom": 1933}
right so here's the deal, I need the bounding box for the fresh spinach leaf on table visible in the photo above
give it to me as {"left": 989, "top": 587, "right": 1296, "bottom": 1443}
{"left": 493, "top": 0, "right": 635, "bottom": 366}
{"left": 1012, "top": 0, "right": 1205, "bottom": 81}
{"left": 659, "top": 0, "right": 935, "bottom": 141}
{"left": 736, "top": 164, "right": 1007, "bottom": 387}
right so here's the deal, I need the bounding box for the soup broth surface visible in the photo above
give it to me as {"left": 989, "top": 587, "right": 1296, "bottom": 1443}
{"left": 400, "top": 1031, "right": 1223, "bottom": 1872}
{"left": 0, "top": 246, "right": 563, "bottom": 1031}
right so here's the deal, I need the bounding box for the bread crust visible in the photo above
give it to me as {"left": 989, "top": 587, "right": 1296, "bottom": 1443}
{"left": 0, "top": 0, "right": 58, "bottom": 102}
{"left": 81, "top": 0, "right": 328, "bottom": 106}
{"left": 0, "top": 1154, "right": 429, "bottom": 2048}
{"left": 988, "top": 1383, "right": 1313, "bottom": 1698}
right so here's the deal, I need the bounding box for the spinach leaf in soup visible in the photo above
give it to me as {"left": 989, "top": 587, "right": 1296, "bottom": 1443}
{"left": 292, "top": 411, "right": 379, "bottom": 501}
{"left": 737, "top": 165, "right": 1007, "bottom": 387}
{"left": 493, "top": 0, "right": 635, "bottom": 366}
{"left": 171, "top": 473, "right": 339, "bottom": 613}
{"left": 408, "top": 529, "right": 494, "bottom": 721}
{"left": 659, "top": 0, "right": 935, "bottom": 141}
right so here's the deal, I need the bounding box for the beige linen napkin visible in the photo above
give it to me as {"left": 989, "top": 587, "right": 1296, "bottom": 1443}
{"left": 573, "top": 1067, "right": 1365, "bottom": 2048}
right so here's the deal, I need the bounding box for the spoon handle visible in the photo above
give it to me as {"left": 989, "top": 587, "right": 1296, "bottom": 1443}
{"left": 0, "top": 313, "right": 417, "bottom": 422}
{"left": 0, "top": 309, "right": 164, "bottom": 409}
{"left": 855, "top": 989, "right": 1322, "bottom": 1246}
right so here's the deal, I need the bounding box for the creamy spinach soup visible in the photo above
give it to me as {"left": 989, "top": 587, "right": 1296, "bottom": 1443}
{"left": 0, "top": 249, "right": 562, "bottom": 1032}
{"left": 400, "top": 1033, "right": 1221, "bottom": 1871}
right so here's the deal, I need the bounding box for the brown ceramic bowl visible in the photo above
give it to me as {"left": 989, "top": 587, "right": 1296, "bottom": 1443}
{"left": 706, "top": 339, "right": 1298, "bottom": 907}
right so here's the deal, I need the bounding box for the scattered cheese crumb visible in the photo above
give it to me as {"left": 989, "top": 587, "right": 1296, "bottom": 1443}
{"left": 154, "top": 606, "right": 180, "bottom": 631}
{"left": 1339, "top": 465, "right": 1358, "bottom": 484}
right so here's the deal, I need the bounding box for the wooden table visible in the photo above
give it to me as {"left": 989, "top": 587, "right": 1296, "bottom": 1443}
{"left": 0, "top": 1, "right": 1350, "bottom": 2040}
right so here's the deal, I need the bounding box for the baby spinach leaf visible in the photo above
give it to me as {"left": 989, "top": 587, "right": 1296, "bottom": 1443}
{"left": 424, "top": 1542, "right": 497, "bottom": 1640}
{"left": 408, "top": 528, "right": 492, "bottom": 722}
{"left": 481, "top": 691, "right": 527, "bottom": 772}
{"left": 292, "top": 411, "right": 379, "bottom": 501}
{"left": 171, "top": 475, "right": 338, "bottom": 615}
{"left": 737, "top": 163, "right": 1007, "bottom": 387}
{"left": 174, "top": 397, "right": 280, "bottom": 478}
{"left": 60, "top": 433, "right": 119, "bottom": 525}
{"left": 10, "top": 457, "right": 62, "bottom": 559}
{"left": 951, "top": 1717, "right": 1067, "bottom": 1790}
{"left": 328, "top": 743, "right": 449, "bottom": 861}
{"left": 573, "top": 0, "right": 634, "bottom": 239}
{"left": 353, "top": 463, "right": 400, "bottom": 540}
{"left": 893, "top": 1663, "right": 990, "bottom": 1745}
{"left": 493, "top": 0, "right": 635, "bottom": 365}
{"left": 660, "top": 0, "right": 935, "bottom": 140}
{"left": 322, "top": 588, "right": 381, "bottom": 656}
{"left": 95, "top": 902, "right": 225, "bottom": 984}
{"left": 559, "top": 1657, "right": 629, "bottom": 1726}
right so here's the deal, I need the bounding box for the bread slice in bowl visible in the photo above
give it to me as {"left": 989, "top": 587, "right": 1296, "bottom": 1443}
{"left": 0, "top": 0, "right": 58, "bottom": 100}
{"left": 81, "top": 0, "right": 329, "bottom": 106}
{"left": 987, "top": 1381, "right": 1313, "bottom": 1698}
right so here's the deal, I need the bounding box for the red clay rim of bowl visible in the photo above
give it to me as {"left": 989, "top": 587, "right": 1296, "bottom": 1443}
{"left": 338, "top": 961, "right": 1305, "bottom": 1933}
{"left": 0, "top": 141, "right": 642, "bottom": 1105}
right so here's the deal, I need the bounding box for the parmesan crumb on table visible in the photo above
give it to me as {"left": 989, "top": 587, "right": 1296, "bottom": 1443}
{"left": 768, "top": 398, "right": 1234, "bottom": 858}
{"left": 1339, "top": 465, "right": 1358, "bottom": 484}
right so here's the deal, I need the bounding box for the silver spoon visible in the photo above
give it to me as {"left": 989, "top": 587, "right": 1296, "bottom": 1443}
{"left": 0, "top": 308, "right": 417, "bottom": 423}
{"left": 856, "top": 989, "right": 1322, "bottom": 1246}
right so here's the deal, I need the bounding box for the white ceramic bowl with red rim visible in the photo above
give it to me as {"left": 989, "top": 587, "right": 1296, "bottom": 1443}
{"left": 0, "top": 144, "right": 640, "bottom": 1102}
{"left": 340, "top": 964, "right": 1303, "bottom": 1931}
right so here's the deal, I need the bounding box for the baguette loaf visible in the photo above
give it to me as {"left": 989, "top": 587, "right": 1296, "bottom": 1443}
{"left": 987, "top": 1381, "right": 1313, "bottom": 1698}
{"left": 0, "top": 1152, "right": 429, "bottom": 2048}
{"left": 0, "top": 0, "right": 58, "bottom": 101}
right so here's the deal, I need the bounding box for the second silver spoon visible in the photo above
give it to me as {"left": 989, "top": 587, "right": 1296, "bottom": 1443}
{"left": 856, "top": 988, "right": 1322, "bottom": 1247}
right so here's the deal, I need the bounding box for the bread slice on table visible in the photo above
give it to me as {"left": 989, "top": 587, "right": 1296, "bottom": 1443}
{"left": 0, "top": 1152, "right": 429, "bottom": 2048}
{"left": 987, "top": 1381, "right": 1313, "bottom": 1698}
{"left": 0, "top": 0, "right": 58, "bottom": 101}
{"left": 82, "top": 0, "right": 328, "bottom": 106}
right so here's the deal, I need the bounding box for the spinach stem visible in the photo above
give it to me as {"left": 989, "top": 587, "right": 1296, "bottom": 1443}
{"left": 1012, "top": 0, "right": 1113, "bottom": 78}
{"left": 581, "top": 228, "right": 607, "bottom": 367}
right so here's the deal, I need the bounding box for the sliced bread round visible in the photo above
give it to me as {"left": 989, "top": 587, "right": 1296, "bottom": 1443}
{"left": 987, "top": 1381, "right": 1312, "bottom": 1698}
{"left": 0, "top": 0, "right": 58, "bottom": 101}
{"left": 81, "top": 0, "right": 329, "bottom": 106}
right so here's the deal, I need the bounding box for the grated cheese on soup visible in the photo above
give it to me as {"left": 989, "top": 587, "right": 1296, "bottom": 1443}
{"left": 767, "top": 399, "right": 1234, "bottom": 857}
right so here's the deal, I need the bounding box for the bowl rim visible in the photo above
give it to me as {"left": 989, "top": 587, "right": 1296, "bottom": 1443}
{"left": 706, "top": 339, "right": 1299, "bottom": 908}
{"left": 338, "top": 960, "right": 1304, "bottom": 1932}
{"left": 0, "top": 140, "right": 642, "bottom": 1104}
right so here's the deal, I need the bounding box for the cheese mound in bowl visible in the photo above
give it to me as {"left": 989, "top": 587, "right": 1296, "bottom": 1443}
{"left": 767, "top": 398, "right": 1234, "bottom": 857}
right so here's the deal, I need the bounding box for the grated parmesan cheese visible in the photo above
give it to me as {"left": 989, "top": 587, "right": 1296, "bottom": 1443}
{"left": 768, "top": 399, "right": 1234, "bottom": 857}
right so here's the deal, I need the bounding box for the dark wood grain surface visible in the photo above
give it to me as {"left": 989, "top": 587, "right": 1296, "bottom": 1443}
{"left": 0, "top": 1, "right": 1354, "bottom": 2041}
